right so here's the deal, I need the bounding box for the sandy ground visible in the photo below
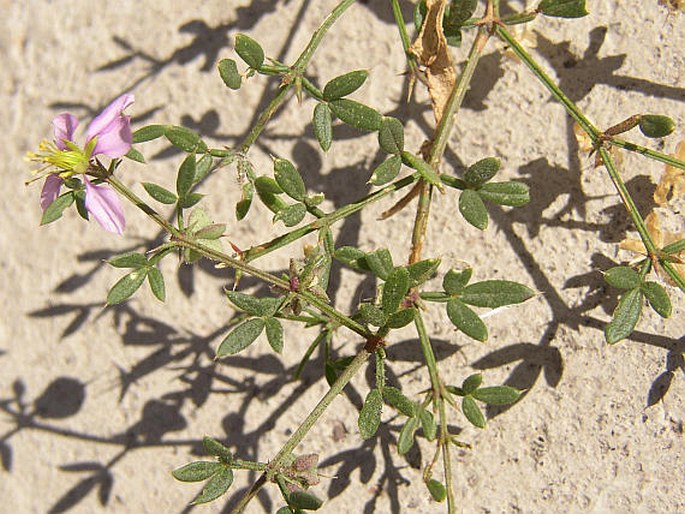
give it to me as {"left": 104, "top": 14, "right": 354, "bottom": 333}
{"left": 2, "top": 1, "right": 684, "bottom": 513}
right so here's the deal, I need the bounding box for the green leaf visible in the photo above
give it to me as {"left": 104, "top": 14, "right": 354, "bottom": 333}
{"left": 177, "top": 154, "right": 196, "bottom": 197}
{"left": 464, "top": 157, "right": 501, "bottom": 187}
{"left": 236, "top": 181, "right": 254, "bottom": 220}
{"left": 478, "top": 181, "right": 530, "bottom": 206}
{"left": 604, "top": 266, "right": 641, "bottom": 290}
{"left": 446, "top": 298, "right": 488, "bottom": 342}
{"left": 406, "top": 258, "right": 440, "bottom": 288}
{"left": 107, "top": 269, "right": 148, "bottom": 305}
{"left": 187, "top": 208, "right": 212, "bottom": 232}
{"left": 226, "top": 291, "right": 267, "bottom": 316}
{"left": 605, "top": 288, "right": 643, "bottom": 344}
{"left": 537, "top": 0, "right": 589, "bottom": 18}
{"left": 195, "top": 223, "right": 226, "bottom": 240}
{"left": 419, "top": 408, "right": 437, "bottom": 441}
{"left": 443, "top": 268, "right": 472, "bottom": 294}
{"left": 462, "top": 373, "right": 483, "bottom": 395}
{"left": 382, "top": 386, "right": 416, "bottom": 417}
{"left": 202, "top": 437, "right": 233, "bottom": 464}
{"left": 312, "top": 103, "right": 333, "bottom": 152}
{"left": 334, "top": 246, "right": 370, "bottom": 272}
{"left": 329, "top": 99, "right": 382, "bottom": 131}
{"left": 274, "top": 158, "right": 306, "bottom": 201}
{"left": 216, "top": 318, "right": 266, "bottom": 356}
{"left": 194, "top": 154, "right": 213, "bottom": 183}
{"left": 172, "top": 461, "right": 223, "bottom": 483}
{"left": 462, "top": 396, "right": 485, "bottom": 428}
{"left": 323, "top": 70, "right": 368, "bottom": 100}
{"left": 386, "top": 308, "right": 416, "bottom": 329}
{"left": 264, "top": 317, "right": 284, "bottom": 353}
{"left": 256, "top": 177, "right": 287, "bottom": 214}
{"left": 639, "top": 115, "right": 676, "bottom": 138}
{"left": 178, "top": 192, "right": 204, "bottom": 209}
{"left": 108, "top": 252, "right": 148, "bottom": 268}
{"left": 132, "top": 124, "right": 167, "bottom": 144}
{"left": 446, "top": 0, "right": 477, "bottom": 26}
{"left": 258, "top": 297, "right": 282, "bottom": 317}
{"left": 459, "top": 189, "right": 489, "bottom": 230}
{"left": 365, "top": 248, "right": 394, "bottom": 280}
{"left": 382, "top": 267, "right": 410, "bottom": 314}
{"left": 289, "top": 490, "right": 323, "bottom": 511}
{"left": 359, "top": 388, "right": 383, "bottom": 439}
{"left": 427, "top": 479, "right": 447, "bottom": 502}
{"left": 274, "top": 202, "right": 307, "bottom": 227}
{"left": 192, "top": 466, "right": 233, "bottom": 505}
{"left": 460, "top": 280, "right": 535, "bottom": 308}
{"left": 641, "top": 281, "right": 672, "bottom": 318}
{"left": 378, "top": 117, "right": 405, "bottom": 155}
{"left": 218, "top": 58, "right": 241, "bottom": 89}
{"left": 472, "top": 386, "right": 521, "bottom": 405}
{"left": 41, "top": 192, "right": 74, "bottom": 225}
{"left": 359, "top": 303, "right": 388, "bottom": 327}
{"left": 446, "top": 385, "right": 465, "bottom": 396}
{"left": 165, "top": 126, "right": 207, "bottom": 153}
{"left": 142, "top": 182, "right": 177, "bottom": 204}
{"left": 147, "top": 267, "right": 166, "bottom": 302}
{"left": 398, "top": 416, "right": 419, "bottom": 455}
{"left": 369, "top": 155, "right": 402, "bottom": 186}
{"left": 125, "top": 148, "right": 145, "bottom": 163}
{"left": 234, "top": 33, "right": 264, "bottom": 69}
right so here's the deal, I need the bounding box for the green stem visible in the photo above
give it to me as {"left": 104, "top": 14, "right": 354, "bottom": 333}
{"left": 292, "top": 0, "right": 357, "bottom": 73}
{"left": 410, "top": 27, "right": 490, "bottom": 263}
{"left": 440, "top": 397, "right": 457, "bottom": 513}
{"left": 105, "top": 176, "right": 179, "bottom": 236}
{"left": 609, "top": 138, "right": 685, "bottom": 170}
{"left": 242, "top": 173, "right": 418, "bottom": 263}
{"left": 414, "top": 312, "right": 440, "bottom": 396}
{"left": 231, "top": 459, "right": 267, "bottom": 472}
{"left": 598, "top": 147, "right": 658, "bottom": 256}
{"left": 238, "top": 0, "right": 356, "bottom": 155}
{"left": 495, "top": 26, "right": 600, "bottom": 140}
{"left": 390, "top": 0, "right": 419, "bottom": 75}
{"left": 230, "top": 348, "right": 371, "bottom": 514}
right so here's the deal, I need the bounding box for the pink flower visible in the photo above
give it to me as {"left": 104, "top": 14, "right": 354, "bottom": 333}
{"left": 31, "top": 94, "right": 134, "bottom": 234}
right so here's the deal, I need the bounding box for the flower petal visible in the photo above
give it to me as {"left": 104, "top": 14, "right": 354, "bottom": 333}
{"left": 40, "top": 175, "right": 64, "bottom": 210}
{"left": 52, "top": 114, "right": 80, "bottom": 150}
{"left": 86, "top": 94, "right": 135, "bottom": 158}
{"left": 84, "top": 178, "right": 126, "bottom": 234}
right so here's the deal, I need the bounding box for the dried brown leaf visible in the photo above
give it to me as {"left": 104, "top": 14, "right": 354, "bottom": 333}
{"left": 654, "top": 140, "right": 685, "bottom": 205}
{"left": 409, "top": 0, "right": 456, "bottom": 123}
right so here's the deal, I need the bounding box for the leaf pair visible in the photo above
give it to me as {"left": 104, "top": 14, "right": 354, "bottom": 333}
{"left": 441, "top": 268, "right": 535, "bottom": 342}
{"left": 172, "top": 437, "right": 234, "bottom": 505}
{"left": 218, "top": 33, "right": 266, "bottom": 90}
{"left": 441, "top": 157, "right": 530, "bottom": 230}
{"left": 107, "top": 252, "right": 165, "bottom": 304}
{"left": 604, "top": 266, "right": 672, "bottom": 344}
{"left": 447, "top": 374, "right": 521, "bottom": 428}
{"left": 217, "top": 291, "right": 284, "bottom": 356}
